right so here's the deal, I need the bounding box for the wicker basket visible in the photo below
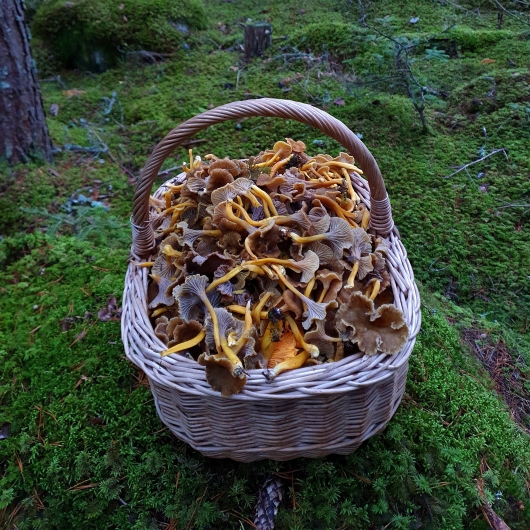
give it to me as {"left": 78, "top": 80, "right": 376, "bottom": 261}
{"left": 121, "top": 98, "right": 421, "bottom": 462}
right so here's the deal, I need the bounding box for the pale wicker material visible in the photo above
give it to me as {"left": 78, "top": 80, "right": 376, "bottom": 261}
{"left": 121, "top": 98, "right": 421, "bottom": 462}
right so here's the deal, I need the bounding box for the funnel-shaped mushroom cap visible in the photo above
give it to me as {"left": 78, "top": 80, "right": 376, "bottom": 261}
{"left": 307, "top": 241, "right": 334, "bottom": 265}
{"left": 351, "top": 228, "right": 372, "bottom": 259}
{"left": 289, "top": 250, "right": 320, "bottom": 283}
{"left": 148, "top": 255, "right": 179, "bottom": 309}
{"left": 324, "top": 217, "right": 356, "bottom": 259}
{"left": 208, "top": 157, "right": 242, "bottom": 177}
{"left": 211, "top": 178, "right": 254, "bottom": 207}
{"left": 173, "top": 274, "right": 220, "bottom": 322}
{"left": 206, "top": 168, "right": 234, "bottom": 193}
{"left": 246, "top": 219, "right": 281, "bottom": 258}
{"left": 336, "top": 292, "right": 408, "bottom": 356}
{"left": 198, "top": 353, "right": 247, "bottom": 396}
{"left": 301, "top": 295, "right": 329, "bottom": 330}
{"left": 286, "top": 138, "right": 307, "bottom": 153}
{"left": 274, "top": 290, "right": 304, "bottom": 320}
{"left": 176, "top": 221, "right": 207, "bottom": 249}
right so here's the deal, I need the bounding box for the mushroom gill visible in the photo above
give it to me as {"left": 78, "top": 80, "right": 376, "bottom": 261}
{"left": 289, "top": 217, "right": 355, "bottom": 259}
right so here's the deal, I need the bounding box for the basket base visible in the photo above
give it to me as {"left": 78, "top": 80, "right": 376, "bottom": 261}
{"left": 148, "top": 361, "right": 408, "bottom": 462}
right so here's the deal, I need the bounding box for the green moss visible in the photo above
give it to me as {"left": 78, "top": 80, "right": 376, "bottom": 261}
{"left": 32, "top": 0, "right": 207, "bottom": 70}
{"left": 447, "top": 27, "right": 523, "bottom": 53}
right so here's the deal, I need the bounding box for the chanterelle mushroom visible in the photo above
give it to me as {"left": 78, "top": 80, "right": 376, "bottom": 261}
{"left": 336, "top": 292, "right": 408, "bottom": 356}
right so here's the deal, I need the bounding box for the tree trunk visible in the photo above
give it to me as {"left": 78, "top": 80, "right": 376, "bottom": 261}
{"left": 244, "top": 23, "right": 272, "bottom": 61}
{"left": 0, "top": 0, "right": 52, "bottom": 164}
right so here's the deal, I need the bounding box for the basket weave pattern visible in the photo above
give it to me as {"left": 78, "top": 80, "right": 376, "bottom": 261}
{"left": 121, "top": 99, "right": 421, "bottom": 462}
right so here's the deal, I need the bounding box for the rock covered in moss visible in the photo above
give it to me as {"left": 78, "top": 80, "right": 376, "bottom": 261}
{"left": 32, "top": 0, "right": 207, "bottom": 71}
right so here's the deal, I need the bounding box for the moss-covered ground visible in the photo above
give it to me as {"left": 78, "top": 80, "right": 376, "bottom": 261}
{"left": 1, "top": 0, "right": 530, "bottom": 528}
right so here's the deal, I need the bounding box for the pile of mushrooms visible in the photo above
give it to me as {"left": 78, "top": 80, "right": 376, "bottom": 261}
{"left": 143, "top": 139, "right": 409, "bottom": 396}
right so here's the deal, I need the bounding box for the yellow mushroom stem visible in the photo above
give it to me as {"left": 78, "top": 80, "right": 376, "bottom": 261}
{"left": 189, "top": 148, "right": 193, "bottom": 169}
{"left": 161, "top": 330, "right": 205, "bottom": 357}
{"left": 258, "top": 215, "right": 294, "bottom": 226}
{"left": 308, "top": 167, "right": 323, "bottom": 180}
{"left": 289, "top": 232, "right": 325, "bottom": 245}
{"left": 306, "top": 179, "right": 343, "bottom": 189}
{"left": 225, "top": 202, "right": 254, "bottom": 233}
{"left": 161, "top": 201, "right": 196, "bottom": 216}
{"left": 317, "top": 285, "right": 329, "bottom": 303}
{"left": 241, "top": 191, "right": 260, "bottom": 208}
{"left": 337, "top": 195, "right": 355, "bottom": 212}
{"left": 233, "top": 301, "right": 253, "bottom": 355}
{"left": 206, "top": 266, "right": 243, "bottom": 293}
{"left": 228, "top": 305, "right": 269, "bottom": 319}
{"left": 251, "top": 185, "right": 279, "bottom": 216}
{"left": 133, "top": 261, "right": 155, "bottom": 267}
{"left": 201, "top": 295, "right": 242, "bottom": 368}
{"left": 261, "top": 321, "right": 275, "bottom": 362}
{"left": 252, "top": 292, "right": 273, "bottom": 325}
{"left": 164, "top": 190, "right": 173, "bottom": 209}
{"left": 244, "top": 237, "right": 258, "bottom": 260}
{"left": 151, "top": 307, "right": 168, "bottom": 317}
{"left": 162, "top": 245, "right": 182, "bottom": 258}
{"left": 182, "top": 162, "right": 189, "bottom": 173}
{"left": 253, "top": 152, "right": 280, "bottom": 168}
{"left": 284, "top": 315, "right": 319, "bottom": 357}
{"left": 313, "top": 196, "right": 359, "bottom": 225}
{"left": 269, "top": 154, "right": 293, "bottom": 178}
{"left": 260, "top": 264, "right": 277, "bottom": 280}
{"left": 317, "top": 161, "right": 363, "bottom": 172}
{"left": 193, "top": 155, "right": 202, "bottom": 169}
{"left": 245, "top": 257, "right": 302, "bottom": 275}
{"left": 267, "top": 350, "right": 311, "bottom": 379}
{"left": 304, "top": 277, "right": 316, "bottom": 298}
{"left": 341, "top": 168, "right": 360, "bottom": 203}
{"left": 347, "top": 261, "right": 359, "bottom": 286}
{"left": 205, "top": 264, "right": 265, "bottom": 293}
{"left": 167, "top": 184, "right": 184, "bottom": 192}
{"left": 369, "top": 279, "right": 381, "bottom": 300}
{"left": 361, "top": 209, "right": 370, "bottom": 230}
{"left": 229, "top": 200, "right": 264, "bottom": 227}
{"left": 271, "top": 265, "right": 306, "bottom": 305}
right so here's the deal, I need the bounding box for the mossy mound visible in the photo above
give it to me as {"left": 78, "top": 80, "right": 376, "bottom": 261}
{"left": 289, "top": 22, "right": 370, "bottom": 59}
{"left": 32, "top": 0, "right": 207, "bottom": 71}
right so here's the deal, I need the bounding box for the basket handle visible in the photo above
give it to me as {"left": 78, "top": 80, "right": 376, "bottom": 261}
{"left": 131, "top": 98, "right": 394, "bottom": 257}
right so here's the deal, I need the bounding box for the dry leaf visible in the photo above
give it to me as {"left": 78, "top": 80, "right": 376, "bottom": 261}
{"left": 333, "top": 98, "right": 345, "bottom": 106}
{"left": 49, "top": 103, "right": 59, "bottom": 116}
{"left": 62, "top": 89, "right": 86, "bottom": 98}
{"left": 481, "top": 58, "right": 496, "bottom": 64}
{"left": 119, "top": 3, "right": 124, "bottom": 9}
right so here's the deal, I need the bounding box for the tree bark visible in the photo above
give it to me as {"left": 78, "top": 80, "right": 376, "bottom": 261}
{"left": 0, "top": 0, "right": 52, "bottom": 164}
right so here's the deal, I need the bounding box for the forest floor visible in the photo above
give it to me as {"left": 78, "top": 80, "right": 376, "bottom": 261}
{"left": 1, "top": 0, "right": 530, "bottom": 528}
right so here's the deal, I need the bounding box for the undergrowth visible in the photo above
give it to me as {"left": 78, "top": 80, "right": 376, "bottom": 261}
{"left": 1, "top": 0, "right": 529, "bottom": 527}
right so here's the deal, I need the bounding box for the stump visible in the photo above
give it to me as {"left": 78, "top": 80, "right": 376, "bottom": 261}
{"left": 244, "top": 22, "right": 272, "bottom": 60}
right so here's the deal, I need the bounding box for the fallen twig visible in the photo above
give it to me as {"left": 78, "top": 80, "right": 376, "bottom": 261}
{"left": 444, "top": 148, "right": 507, "bottom": 179}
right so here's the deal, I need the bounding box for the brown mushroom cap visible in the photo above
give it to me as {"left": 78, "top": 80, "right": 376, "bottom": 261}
{"left": 206, "top": 168, "right": 234, "bottom": 193}
{"left": 336, "top": 292, "right": 408, "bottom": 356}
{"left": 198, "top": 353, "right": 247, "bottom": 396}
